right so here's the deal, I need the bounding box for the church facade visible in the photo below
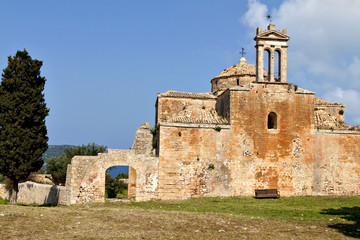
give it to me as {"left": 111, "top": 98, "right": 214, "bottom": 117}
{"left": 65, "top": 24, "right": 360, "bottom": 204}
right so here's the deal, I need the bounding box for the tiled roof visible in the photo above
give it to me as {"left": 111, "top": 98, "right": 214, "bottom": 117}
{"left": 212, "top": 57, "right": 268, "bottom": 80}
{"left": 168, "top": 106, "right": 229, "bottom": 125}
{"left": 158, "top": 91, "right": 216, "bottom": 99}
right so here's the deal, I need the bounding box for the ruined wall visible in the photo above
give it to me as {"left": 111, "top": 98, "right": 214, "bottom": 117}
{"left": 65, "top": 123, "right": 159, "bottom": 204}
{"left": 313, "top": 131, "right": 360, "bottom": 195}
{"left": 158, "top": 123, "right": 231, "bottom": 200}
{"left": 0, "top": 184, "right": 9, "bottom": 200}
{"left": 315, "top": 104, "right": 345, "bottom": 123}
{"left": 66, "top": 150, "right": 159, "bottom": 204}
{"left": 0, "top": 182, "right": 68, "bottom": 205}
{"left": 131, "top": 122, "right": 153, "bottom": 155}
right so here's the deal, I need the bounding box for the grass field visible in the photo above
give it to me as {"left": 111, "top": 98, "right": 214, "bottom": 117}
{"left": 0, "top": 196, "right": 359, "bottom": 239}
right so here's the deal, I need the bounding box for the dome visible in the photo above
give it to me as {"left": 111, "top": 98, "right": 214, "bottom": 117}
{"left": 210, "top": 57, "right": 268, "bottom": 93}
{"left": 214, "top": 57, "right": 259, "bottom": 79}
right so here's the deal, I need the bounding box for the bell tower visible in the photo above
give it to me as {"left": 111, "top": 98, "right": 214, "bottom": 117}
{"left": 255, "top": 23, "right": 290, "bottom": 83}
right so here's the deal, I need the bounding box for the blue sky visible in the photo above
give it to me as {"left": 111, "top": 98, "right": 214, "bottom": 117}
{"left": 1, "top": 0, "right": 359, "bottom": 149}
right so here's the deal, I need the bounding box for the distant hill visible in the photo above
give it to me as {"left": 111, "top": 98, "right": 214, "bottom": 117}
{"left": 42, "top": 145, "right": 73, "bottom": 162}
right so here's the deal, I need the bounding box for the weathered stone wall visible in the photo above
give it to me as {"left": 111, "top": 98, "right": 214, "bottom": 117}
{"left": 158, "top": 123, "right": 231, "bottom": 200}
{"left": 315, "top": 105, "right": 345, "bottom": 123}
{"left": 128, "top": 166, "right": 136, "bottom": 198}
{"left": 0, "top": 184, "right": 9, "bottom": 200}
{"left": 66, "top": 150, "right": 159, "bottom": 204}
{"left": 225, "top": 83, "right": 316, "bottom": 196}
{"left": 154, "top": 84, "right": 360, "bottom": 200}
{"left": 313, "top": 130, "right": 360, "bottom": 195}
{"left": 155, "top": 83, "right": 324, "bottom": 199}
{"left": 0, "top": 182, "right": 68, "bottom": 205}
{"left": 132, "top": 122, "right": 153, "bottom": 155}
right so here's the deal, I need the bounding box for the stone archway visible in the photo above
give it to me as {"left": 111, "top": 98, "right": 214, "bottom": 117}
{"left": 65, "top": 123, "right": 159, "bottom": 204}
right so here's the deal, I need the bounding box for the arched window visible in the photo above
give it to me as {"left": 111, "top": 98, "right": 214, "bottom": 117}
{"left": 264, "top": 49, "right": 271, "bottom": 81}
{"left": 268, "top": 112, "right": 277, "bottom": 129}
{"left": 274, "top": 50, "right": 281, "bottom": 81}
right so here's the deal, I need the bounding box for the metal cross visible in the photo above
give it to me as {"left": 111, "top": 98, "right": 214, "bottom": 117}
{"left": 267, "top": 14, "right": 272, "bottom": 22}
{"left": 239, "top": 48, "right": 246, "bottom": 58}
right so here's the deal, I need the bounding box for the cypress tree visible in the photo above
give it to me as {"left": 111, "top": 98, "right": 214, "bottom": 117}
{"left": 0, "top": 50, "right": 49, "bottom": 204}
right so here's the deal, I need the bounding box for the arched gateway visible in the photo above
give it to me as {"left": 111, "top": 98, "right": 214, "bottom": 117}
{"left": 65, "top": 123, "right": 159, "bottom": 204}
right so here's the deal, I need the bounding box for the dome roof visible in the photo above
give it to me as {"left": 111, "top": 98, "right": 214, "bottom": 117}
{"left": 212, "top": 57, "right": 267, "bottom": 81}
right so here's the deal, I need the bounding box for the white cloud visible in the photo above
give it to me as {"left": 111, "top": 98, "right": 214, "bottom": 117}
{"left": 347, "top": 56, "right": 360, "bottom": 87}
{"left": 243, "top": 0, "right": 360, "bottom": 125}
{"left": 242, "top": 0, "right": 268, "bottom": 29}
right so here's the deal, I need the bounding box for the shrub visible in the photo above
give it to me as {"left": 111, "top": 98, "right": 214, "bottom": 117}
{"left": 46, "top": 143, "right": 107, "bottom": 185}
{"left": 214, "top": 126, "right": 222, "bottom": 132}
{"left": 115, "top": 172, "right": 128, "bottom": 180}
{"left": 208, "top": 164, "right": 215, "bottom": 170}
{"left": 0, "top": 174, "right": 6, "bottom": 183}
{"left": 150, "top": 125, "right": 159, "bottom": 135}
{"left": 105, "top": 173, "right": 128, "bottom": 198}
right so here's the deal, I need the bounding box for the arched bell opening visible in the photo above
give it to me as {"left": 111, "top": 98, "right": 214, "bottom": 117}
{"left": 264, "top": 49, "right": 271, "bottom": 81}
{"left": 274, "top": 50, "right": 281, "bottom": 82}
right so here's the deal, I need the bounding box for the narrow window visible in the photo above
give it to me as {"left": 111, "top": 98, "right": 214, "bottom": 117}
{"left": 268, "top": 112, "right": 277, "bottom": 129}
{"left": 236, "top": 78, "right": 239, "bottom": 85}
{"left": 264, "top": 49, "right": 271, "bottom": 81}
{"left": 275, "top": 50, "right": 281, "bottom": 81}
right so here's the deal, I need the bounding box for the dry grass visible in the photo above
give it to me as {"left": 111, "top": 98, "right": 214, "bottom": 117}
{"left": 0, "top": 197, "right": 359, "bottom": 239}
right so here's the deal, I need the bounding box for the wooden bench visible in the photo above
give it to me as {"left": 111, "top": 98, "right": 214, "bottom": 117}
{"left": 255, "top": 189, "right": 280, "bottom": 199}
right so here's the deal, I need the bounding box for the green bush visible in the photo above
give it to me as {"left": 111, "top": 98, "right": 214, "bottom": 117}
{"left": 46, "top": 143, "right": 107, "bottom": 185}
{"left": 0, "top": 174, "right": 6, "bottom": 183}
{"left": 214, "top": 126, "right": 222, "bottom": 132}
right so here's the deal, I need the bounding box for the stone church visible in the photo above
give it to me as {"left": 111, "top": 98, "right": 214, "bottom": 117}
{"left": 65, "top": 23, "right": 360, "bottom": 204}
